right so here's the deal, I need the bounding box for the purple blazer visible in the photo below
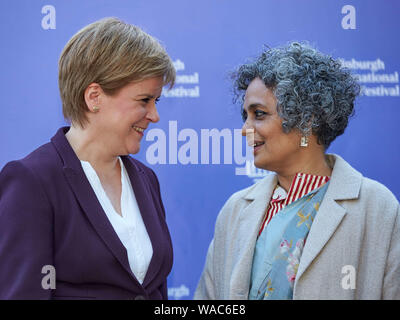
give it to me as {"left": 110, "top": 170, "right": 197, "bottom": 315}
{"left": 0, "top": 127, "right": 173, "bottom": 299}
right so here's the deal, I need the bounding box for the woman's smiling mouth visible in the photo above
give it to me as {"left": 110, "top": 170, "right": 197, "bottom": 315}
{"left": 132, "top": 125, "right": 145, "bottom": 135}
{"left": 253, "top": 141, "right": 265, "bottom": 154}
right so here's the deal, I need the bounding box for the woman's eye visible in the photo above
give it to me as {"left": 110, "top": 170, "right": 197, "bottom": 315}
{"left": 255, "top": 110, "right": 267, "bottom": 118}
{"left": 241, "top": 109, "right": 267, "bottom": 122}
{"left": 141, "top": 97, "right": 160, "bottom": 104}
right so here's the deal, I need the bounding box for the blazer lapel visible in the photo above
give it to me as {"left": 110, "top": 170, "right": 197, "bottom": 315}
{"left": 121, "top": 157, "right": 167, "bottom": 287}
{"left": 295, "top": 154, "right": 362, "bottom": 284}
{"left": 51, "top": 127, "right": 138, "bottom": 283}
{"left": 229, "top": 174, "right": 277, "bottom": 299}
{"left": 295, "top": 194, "right": 347, "bottom": 283}
{"left": 63, "top": 167, "right": 137, "bottom": 279}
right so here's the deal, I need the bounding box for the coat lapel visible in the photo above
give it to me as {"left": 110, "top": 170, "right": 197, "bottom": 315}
{"left": 51, "top": 127, "right": 139, "bottom": 284}
{"left": 229, "top": 174, "right": 277, "bottom": 299}
{"left": 62, "top": 167, "right": 137, "bottom": 280}
{"left": 121, "top": 157, "right": 167, "bottom": 287}
{"left": 294, "top": 194, "right": 347, "bottom": 283}
{"left": 295, "top": 154, "right": 362, "bottom": 285}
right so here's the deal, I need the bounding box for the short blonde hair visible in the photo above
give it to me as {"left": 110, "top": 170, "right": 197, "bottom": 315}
{"left": 59, "top": 17, "right": 176, "bottom": 127}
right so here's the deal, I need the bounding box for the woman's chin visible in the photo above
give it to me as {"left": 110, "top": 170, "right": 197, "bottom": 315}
{"left": 254, "top": 156, "right": 271, "bottom": 171}
{"left": 128, "top": 147, "right": 140, "bottom": 155}
{"left": 124, "top": 142, "right": 141, "bottom": 155}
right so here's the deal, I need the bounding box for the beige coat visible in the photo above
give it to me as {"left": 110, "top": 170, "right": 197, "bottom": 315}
{"left": 194, "top": 154, "right": 400, "bottom": 300}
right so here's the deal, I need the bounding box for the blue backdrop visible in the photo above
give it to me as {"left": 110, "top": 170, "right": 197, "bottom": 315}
{"left": 1, "top": 0, "right": 399, "bottom": 299}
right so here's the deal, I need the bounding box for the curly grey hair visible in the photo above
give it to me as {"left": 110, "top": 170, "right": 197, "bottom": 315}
{"left": 232, "top": 42, "right": 360, "bottom": 149}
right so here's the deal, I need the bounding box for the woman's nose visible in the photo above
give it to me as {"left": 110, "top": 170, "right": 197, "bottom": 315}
{"left": 147, "top": 103, "right": 160, "bottom": 123}
{"left": 242, "top": 121, "right": 253, "bottom": 136}
{"left": 242, "top": 122, "right": 254, "bottom": 146}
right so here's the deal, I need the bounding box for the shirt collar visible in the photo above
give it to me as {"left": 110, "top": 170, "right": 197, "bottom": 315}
{"left": 272, "top": 172, "right": 331, "bottom": 206}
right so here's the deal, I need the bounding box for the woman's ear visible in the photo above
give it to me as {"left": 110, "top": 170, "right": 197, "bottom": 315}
{"left": 84, "top": 83, "right": 103, "bottom": 112}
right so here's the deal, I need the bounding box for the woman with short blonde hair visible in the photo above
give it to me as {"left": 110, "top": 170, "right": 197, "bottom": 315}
{"left": 0, "top": 17, "right": 175, "bottom": 300}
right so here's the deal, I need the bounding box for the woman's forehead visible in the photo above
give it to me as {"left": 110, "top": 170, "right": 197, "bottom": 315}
{"left": 244, "top": 79, "right": 276, "bottom": 110}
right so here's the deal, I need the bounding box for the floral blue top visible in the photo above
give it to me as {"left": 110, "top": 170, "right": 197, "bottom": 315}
{"left": 249, "top": 180, "right": 330, "bottom": 300}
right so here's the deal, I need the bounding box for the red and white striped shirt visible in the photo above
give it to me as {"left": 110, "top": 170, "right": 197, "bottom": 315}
{"left": 258, "top": 173, "right": 330, "bottom": 236}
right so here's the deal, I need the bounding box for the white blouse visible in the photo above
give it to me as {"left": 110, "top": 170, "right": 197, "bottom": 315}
{"left": 80, "top": 157, "right": 153, "bottom": 284}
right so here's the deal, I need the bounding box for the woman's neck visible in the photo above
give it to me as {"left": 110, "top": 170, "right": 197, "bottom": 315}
{"left": 276, "top": 152, "right": 332, "bottom": 192}
{"left": 65, "top": 125, "right": 119, "bottom": 174}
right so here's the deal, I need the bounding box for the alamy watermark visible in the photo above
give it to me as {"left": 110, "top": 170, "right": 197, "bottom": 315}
{"left": 144, "top": 121, "right": 267, "bottom": 179}
{"left": 41, "top": 5, "right": 56, "bottom": 30}
{"left": 168, "top": 285, "right": 190, "bottom": 299}
{"left": 41, "top": 265, "right": 56, "bottom": 290}
{"left": 341, "top": 265, "right": 356, "bottom": 290}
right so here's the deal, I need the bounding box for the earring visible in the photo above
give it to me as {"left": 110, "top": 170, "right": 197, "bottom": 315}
{"left": 92, "top": 106, "right": 100, "bottom": 113}
{"left": 300, "top": 136, "right": 308, "bottom": 147}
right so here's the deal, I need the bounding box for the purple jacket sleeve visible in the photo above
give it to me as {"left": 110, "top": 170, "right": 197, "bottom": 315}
{"left": 0, "top": 161, "right": 53, "bottom": 299}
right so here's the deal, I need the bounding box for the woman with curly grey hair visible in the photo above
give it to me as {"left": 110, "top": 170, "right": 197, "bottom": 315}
{"left": 195, "top": 42, "right": 400, "bottom": 300}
